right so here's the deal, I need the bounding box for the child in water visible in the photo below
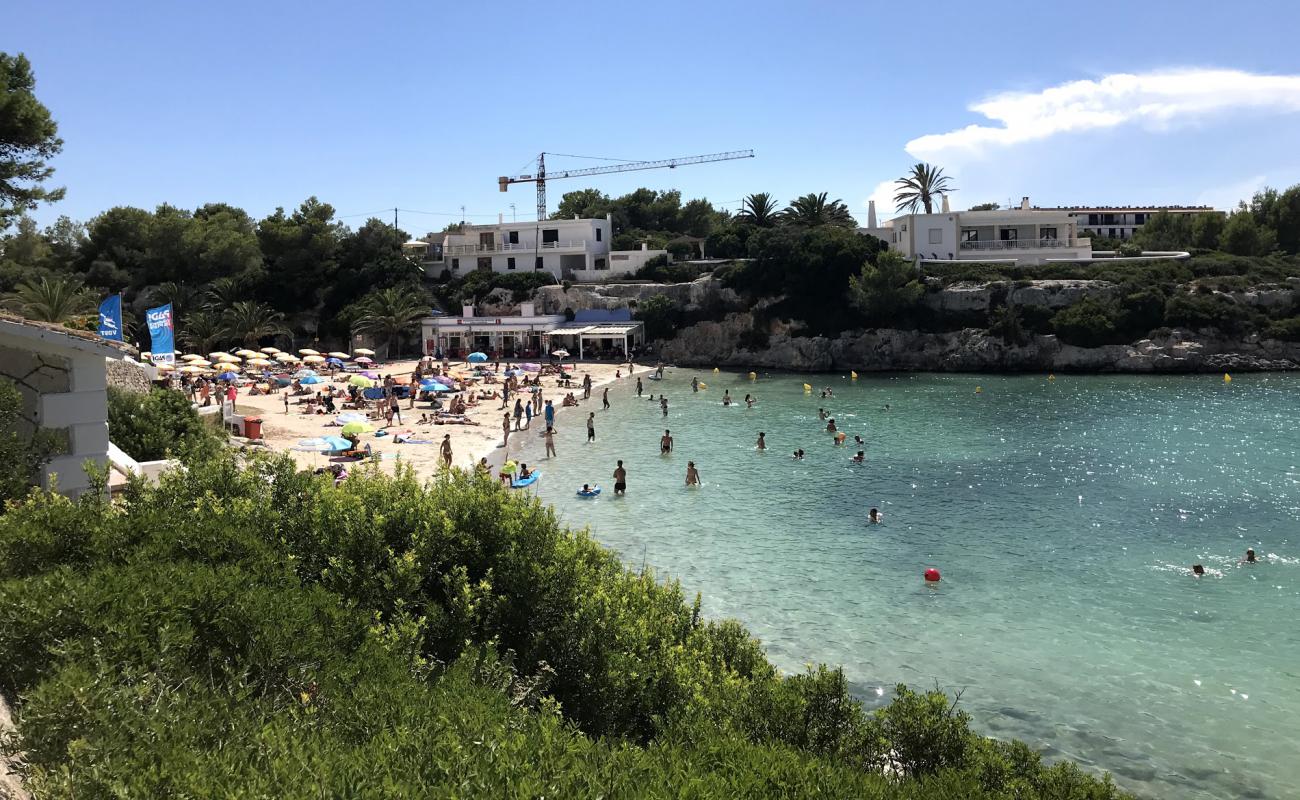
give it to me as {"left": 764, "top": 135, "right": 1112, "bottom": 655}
{"left": 851, "top": 451, "right": 865, "bottom": 463}
{"left": 868, "top": 507, "right": 882, "bottom": 524}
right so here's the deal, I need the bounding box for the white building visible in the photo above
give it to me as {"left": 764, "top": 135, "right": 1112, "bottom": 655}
{"left": 1060, "top": 206, "right": 1218, "bottom": 241}
{"left": 420, "top": 302, "right": 564, "bottom": 359}
{"left": 404, "top": 215, "right": 668, "bottom": 282}
{"left": 0, "top": 315, "right": 132, "bottom": 497}
{"left": 864, "top": 197, "right": 1092, "bottom": 265}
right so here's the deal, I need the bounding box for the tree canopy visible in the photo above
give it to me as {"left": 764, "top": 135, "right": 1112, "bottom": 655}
{"left": 0, "top": 53, "right": 63, "bottom": 229}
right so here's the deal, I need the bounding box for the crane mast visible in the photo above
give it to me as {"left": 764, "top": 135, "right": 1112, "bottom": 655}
{"left": 499, "top": 149, "right": 754, "bottom": 220}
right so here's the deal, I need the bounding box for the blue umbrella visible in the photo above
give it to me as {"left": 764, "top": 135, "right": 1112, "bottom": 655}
{"left": 420, "top": 381, "right": 452, "bottom": 393}
{"left": 467, "top": 352, "right": 488, "bottom": 363}
{"left": 503, "top": 368, "right": 524, "bottom": 377}
{"left": 321, "top": 435, "right": 352, "bottom": 452}
{"left": 218, "top": 371, "right": 238, "bottom": 381}
{"left": 326, "top": 357, "right": 343, "bottom": 365}
{"left": 300, "top": 375, "right": 324, "bottom": 385}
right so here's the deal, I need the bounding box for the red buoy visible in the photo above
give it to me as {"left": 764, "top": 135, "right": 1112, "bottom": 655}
{"left": 924, "top": 568, "right": 941, "bottom": 582}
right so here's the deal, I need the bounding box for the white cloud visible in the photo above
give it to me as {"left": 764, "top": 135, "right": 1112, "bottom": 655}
{"left": 905, "top": 69, "right": 1300, "bottom": 161}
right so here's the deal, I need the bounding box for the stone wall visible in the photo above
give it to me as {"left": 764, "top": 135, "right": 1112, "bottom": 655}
{"left": 106, "top": 357, "right": 155, "bottom": 394}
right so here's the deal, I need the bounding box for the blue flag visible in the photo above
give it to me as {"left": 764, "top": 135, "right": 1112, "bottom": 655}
{"left": 146, "top": 304, "right": 175, "bottom": 365}
{"left": 97, "top": 295, "right": 123, "bottom": 341}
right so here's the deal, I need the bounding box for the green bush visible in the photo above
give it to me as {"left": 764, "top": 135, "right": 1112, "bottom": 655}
{"left": 0, "top": 380, "right": 63, "bottom": 508}
{"left": 0, "top": 455, "right": 1134, "bottom": 799}
{"left": 1265, "top": 316, "right": 1300, "bottom": 341}
{"left": 106, "top": 386, "right": 223, "bottom": 461}
{"left": 1051, "top": 297, "right": 1124, "bottom": 347}
{"left": 1163, "top": 292, "right": 1257, "bottom": 333}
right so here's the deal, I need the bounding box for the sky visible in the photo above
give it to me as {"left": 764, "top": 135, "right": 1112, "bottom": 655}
{"left": 8, "top": 0, "right": 1300, "bottom": 233}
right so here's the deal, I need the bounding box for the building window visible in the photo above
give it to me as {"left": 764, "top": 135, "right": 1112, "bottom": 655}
{"left": 1000, "top": 229, "right": 1018, "bottom": 241}
{"left": 1041, "top": 227, "right": 1057, "bottom": 240}
{"left": 451, "top": 258, "right": 460, "bottom": 270}
{"left": 961, "top": 229, "right": 978, "bottom": 242}
{"left": 594, "top": 258, "right": 607, "bottom": 270}
{"left": 596, "top": 228, "right": 602, "bottom": 242}
{"left": 507, "top": 257, "right": 516, "bottom": 270}
{"left": 535, "top": 256, "right": 544, "bottom": 270}
{"left": 1108, "top": 228, "right": 1118, "bottom": 239}
{"left": 542, "top": 228, "right": 559, "bottom": 244}
{"left": 508, "top": 230, "right": 519, "bottom": 244}
{"left": 1134, "top": 213, "right": 1146, "bottom": 225}
{"left": 928, "top": 228, "right": 943, "bottom": 244}
{"left": 1101, "top": 213, "right": 1116, "bottom": 225}
{"left": 476, "top": 257, "right": 491, "bottom": 272}
{"left": 1087, "top": 213, "right": 1100, "bottom": 225}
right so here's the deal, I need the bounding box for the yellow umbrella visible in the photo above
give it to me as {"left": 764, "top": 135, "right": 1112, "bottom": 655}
{"left": 275, "top": 353, "right": 298, "bottom": 362}
{"left": 155, "top": 362, "right": 175, "bottom": 371}
{"left": 181, "top": 354, "right": 204, "bottom": 361}
{"left": 259, "top": 346, "right": 281, "bottom": 354}
{"left": 246, "top": 357, "right": 272, "bottom": 367}
{"left": 215, "top": 353, "right": 241, "bottom": 363}
{"left": 178, "top": 365, "right": 204, "bottom": 374}
{"left": 235, "top": 349, "right": 259, "bottom": 357}
{"left": 208, "top": 352, "right": 229, "bottom": 360}
{"left": 299, "top": 348, "right": 320, "bottom": 355}
{"left": 328, "top": 351, "right": 350, "bottom": 359}
{"left": 302, "top": 355, "right": 326, "bottom": 364}
{"left": 190, "top": 359, "right": 212, "bottom": 367}
{"left": 354, "top": 348, "right": 375, "bottom": 356}
{"left": 218, "top": 364, "right": 242, "bottom": 373}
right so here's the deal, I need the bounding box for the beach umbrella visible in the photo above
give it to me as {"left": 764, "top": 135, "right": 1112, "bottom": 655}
{"left": 467, "top": 352, "right": 488, "bottom": 363}
{"left": 215, "top": 354, "right": 241, "bottom": 363}
{"left": 275, "top": 353, "right": 298, "bottom": 362}
{"left": 293, "top": 368, "right": 318, "bottom": 377}
{"left": 299, "top": 348, "right": 319, "bottom": 355}
{"left": 420, "top": 380, "right": 452, "bottom": 393}
{"left": 503, "top": 368, "right": 524, "bottom": 377}
{"left": 362, "top": 370, "right": 379, "bottom": 379}
{"left": 321, "top": 435, "right": 352, "bottom": 452}
{"left": 178, "top": 365, "right": 204, "bottom": 374}
{"left": 189, "top": 359, "right": 212, "bottom": 367}
{"left": 300, "top": 375, "right": 324, "bottom": 385}
{"left": 349, "top": 375, "right": 376, "bottom": 388}
{"left": 217, "top": 371, "right": 239, "bottom": 381}
{"left": 341, "top": 421, "right": 372, "bottom": 436}
{"left": 181, "top": 353, "right": 204, "bottom": 361}
{"left": 328, "top": 351, "right": 350, "bottom": 359}
{"left": 354, "top": 348, "right": 375, "bottom": 355}
{"left": 335, "top": 412, "right": 368, "bottom": 425}
{"left": 551, "top": 349, "right": 569, "bottom": 359}
{"left": 155, "top": 362, "right": 175, "bottom": 371}
{"left": 302, "top": 355, "right": 326, "bottom": 364}
{"left": 235, "top": 348, "right": 259, "bottom": 357}
{"left": 246, "top": 357, "right": 272, "bottom": 367}
{"left": 259, "top": 346, "right": 281, "bottom": 354}
{"left": 325, "top": 357, "right": 344, "bottom": 366}
{"left": 354, "top": 356, "right": 374, "bottom": 364}
{"left": 519, "top": 363, "right": 541, "bottom": 371}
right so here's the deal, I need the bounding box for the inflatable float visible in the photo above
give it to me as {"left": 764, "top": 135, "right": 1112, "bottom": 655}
{"left": 577, "top": 486, "right": 601, "bottom": 498}
{"left": 510, "top": 472, "right": 541, "bottom": 489}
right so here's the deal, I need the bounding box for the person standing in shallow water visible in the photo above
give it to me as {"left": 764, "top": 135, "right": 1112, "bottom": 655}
{"left": 502, "top": 413, "right": 511, "bottom": 447}
{"left": 636, "top": 377, "right": 643, "bottom": 397}
{"left": 587, "top": 412, "right": 596, "bottom": 442}
{"left": 613, "top": 460, "right": 627, "bottom": 495}
{"left": 603, "top": 386, "right": 610, "bottom": 409}
{"left": 544, "top": 426, "right": 556, "bottom": 458}
{"left": 661, "top": 396, "right": 669, "bottom": 417}
{"left": 660, "top": 429, "right": 673, "bottom": 454}
{"left": 756, "top": 432, "right": 766, "bottom": 450}
{"left": 691, "top": 376, "right": 699, "bottom": 393}
{"left": 685, "top": 461, "right": 701, "bottom": 486}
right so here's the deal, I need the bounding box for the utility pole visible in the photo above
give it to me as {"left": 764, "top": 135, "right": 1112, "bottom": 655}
{"left": 460, "top": 205, "right": 465, "bottom": 225}
{"left": 393, "top": 207, "right": 398, "bottom": 230}
{"left": 510, "top": 203, "right": 516, "bottom": 222}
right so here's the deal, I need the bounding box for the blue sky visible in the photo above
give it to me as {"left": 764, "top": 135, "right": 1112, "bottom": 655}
{"left": 8, "top": 0, "right": 1300, "bottom": 232}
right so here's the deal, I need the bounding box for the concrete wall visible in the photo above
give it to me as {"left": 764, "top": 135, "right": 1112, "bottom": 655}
{"left": 0, "top": 338, "right": 111, "bottom": 497}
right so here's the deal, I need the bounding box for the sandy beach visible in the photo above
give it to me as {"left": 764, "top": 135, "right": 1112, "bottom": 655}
{"left": 231, "top": 359, "right": 651, "bottom": 477}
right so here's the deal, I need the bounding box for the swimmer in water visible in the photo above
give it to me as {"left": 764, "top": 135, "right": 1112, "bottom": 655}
{"left": 745, "top": 393, "right": 755, "bottom": 408}
{"left": 834, "top": 431, "right": 846, "bottom": 445}
{"left": 685, "top": 461, "right": 701, "bottom": 486}
{"left": 851, "top": 450, "right": 864, "bottom": 463}
{"left": 826, "top": 418, "right": 837, "bottom": 433}
{"left": 1242, "top": 548, "right": 1258, "bottom": 564}
{"left": 691, "top": 376, "right": 699, "bottom": 392}
{"left": 818, "top": 408, "right": 828, "bottom": 421}
{"left": 854, "top": 434, "right": 864, "bottom": 445}
{"left": 756, "top": 432, "right": 766, "bottom": 450}
{"left": 883, "top": 404, "right": 890, "bottom": 412}
{"left": 1192, "top": 564, "right": 1206, "bottom": 576}
{"left": 792, "top": 448, "right": 805, "bottom": 460}
{"left": 868, "top": 507, "right": 882, "bottom": 524}
{"left": 792, "top": 449, "right": 802, "bottom": 459}
{"left": 660, "top": 429, "right": 674, "bottom": 454}
{"left": 580, "top": 483, "right": 592, "bottom": 493}
{"left": 723, "top": 389, "right": 732, "bottom": 405}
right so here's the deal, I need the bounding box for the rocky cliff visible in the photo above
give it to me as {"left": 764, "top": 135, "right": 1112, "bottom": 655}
{"left": 534, "top": 277, "right": 743, "bottom": 315}
{"left": 655, "top": 311, "right": 1300, "bottom": 373}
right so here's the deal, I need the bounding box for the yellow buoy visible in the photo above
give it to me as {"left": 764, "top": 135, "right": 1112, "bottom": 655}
{"left": 712, "top": 367, "right": 719, "bottom": 373}
{"left": 748, "top": 371, "right": 757, "bottom": 380}
{"left": 850, "top": 371, "right": 859, "bottom": 380}
{"left": 1224, "top": 373, "right": 1232, "bottom": 383}
{"left": 699, "top": 383, "right": 707, "bottom": 390}
{"left": 976, "top": 386, "right": 983, "bottom": 394}
{"left": 803, "top": 383, "right": 812, "bottom": 393}
{"left": 1047, "top": 374, "right": 1055, "bottom": 381}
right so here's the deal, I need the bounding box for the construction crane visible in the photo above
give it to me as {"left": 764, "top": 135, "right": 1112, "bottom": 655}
{"left": 499, "top": 150, "right": 754, "bottom": 221}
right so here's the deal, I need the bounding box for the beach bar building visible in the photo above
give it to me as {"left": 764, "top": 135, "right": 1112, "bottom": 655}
{"left": 548, "top": 309, "right": 645, "bottom": 360}
{"left": 420, "top": 302, "right": 564, "bottom": 359}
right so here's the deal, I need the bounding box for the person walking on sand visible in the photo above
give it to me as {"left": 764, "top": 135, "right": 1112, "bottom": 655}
{"left": 587, "top": 412, "right": 596, "bottom": 442}
{"left": 282, "top": 392, "right": 289, "bottom": 414}
{"left": 583, "top": 373, "right": 592, "bottom": 399}
{"left": 685, "top": 461, "right": 701, "bottom": 486}
{"left": 545, "top": 426, "right": 557, "bottom": 458}
{"left": 440, "top": 434, "right": 453, "bottom": 467}
{"left": 502, "top": 413, "right": 511, "bottom": 447}
{"left": 613, "top": 460, "right": 627, "bottom": 495}
{"left": 636, "top": 377, "right": 643, "bottom": 397}
{"left": 660, "top": 429, "right": 674, "bottom": 454}
{"left": 602, "top": 386, "right": 610, "bottom": 409}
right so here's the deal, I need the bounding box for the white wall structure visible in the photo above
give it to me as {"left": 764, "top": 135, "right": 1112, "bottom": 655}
{"left": 878, "top": 198, "right": 1092, "bottom": 265}
{"left": 0, "top": 316, "right": 132, "bottom": 497}
{"left": 427, "top": 215, "right": 613, "bottom": 281}
{"left": 421, "top": 302, "right": 566, "bottom": 358}
{"left": 603, "top": 245, "right": 670, "bottom": 279}
{"left": 1059, "top": 206, "right": 1218, "bottom": 241}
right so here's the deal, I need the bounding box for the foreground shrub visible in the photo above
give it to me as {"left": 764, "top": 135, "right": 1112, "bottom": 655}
{"left": 106, "top": 386, "right": 223, "bottom": 461}
{"left": 0, "top": 455, "right": 1132, "bottom": 799}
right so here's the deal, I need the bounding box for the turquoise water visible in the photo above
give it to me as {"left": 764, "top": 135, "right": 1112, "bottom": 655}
{"left": 513, "top": 371, "right": 1299, "bottom": 800}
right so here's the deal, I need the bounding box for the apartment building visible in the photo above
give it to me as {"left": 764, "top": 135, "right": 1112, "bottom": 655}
{"left": 1058, "top": 206, "right": 1218, "bottom": 241}
{"left": 865, "top": 197, "right": 1092, "bottom": 265}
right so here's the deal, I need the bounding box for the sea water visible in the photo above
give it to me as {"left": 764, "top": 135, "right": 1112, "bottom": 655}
{"left": 514, "top": 370, "right": 1299, "bottom": 800}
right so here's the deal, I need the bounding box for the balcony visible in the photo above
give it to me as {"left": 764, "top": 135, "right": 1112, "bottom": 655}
{"left": 444, "top": 240, "right": 589, "bottom": 256}
{"left": 959, "top": 238, "right": 1089, "bottom": 252}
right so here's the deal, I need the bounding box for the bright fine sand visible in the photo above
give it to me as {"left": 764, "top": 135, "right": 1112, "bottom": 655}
{"left": 232, "top": 359, "right": 647, "bottom": 476}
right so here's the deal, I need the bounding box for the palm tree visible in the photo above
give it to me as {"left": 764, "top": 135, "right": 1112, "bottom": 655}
{"left": 780, "top": 192, "right": 857, "bottom": 228}
{"left": 147, "top": 281, "right": 199, "bottom": 317}
{"left": 180, "top": 309, "right": 227, "bottom": 353}
{"left": 350, "top": 287, "right": 428, "bottom": 358}
{"left": 893, "top": 163, "right": 954, "bottom": 214}
{"left": 221, "top": 301, "right": 287, "bottom": 347}
{"left": 204, "top": 276, "right": 246, "bottom": 310}
{"left": 3, "top": 275, "right": 95, "bottom": 322}
{"left": 737, "top": 192, "right": 780, "bottom": 227}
